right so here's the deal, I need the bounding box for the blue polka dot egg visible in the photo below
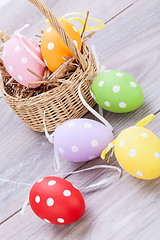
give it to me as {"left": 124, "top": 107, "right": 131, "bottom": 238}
{"left": 90, "top": 70, "right": 144, "bottom": 113}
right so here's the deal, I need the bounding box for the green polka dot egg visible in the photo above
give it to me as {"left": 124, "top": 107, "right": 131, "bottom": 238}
{"left": 90, "top": 70, "right": 144, "bottom": 113}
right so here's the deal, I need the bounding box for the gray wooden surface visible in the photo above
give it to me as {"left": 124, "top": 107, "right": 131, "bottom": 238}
{"left": 0, "top": 0, "right": 160, "bottom": 239}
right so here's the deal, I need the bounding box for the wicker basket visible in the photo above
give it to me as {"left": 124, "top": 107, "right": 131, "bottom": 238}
{"left": 0, "top": 0, "right": 97, "bottom": 132}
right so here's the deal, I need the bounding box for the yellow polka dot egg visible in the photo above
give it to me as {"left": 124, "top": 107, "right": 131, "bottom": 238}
{"left": 115, "top": 126, "right": 160, "bottom": 179}
{"left": 41, "top": 21, "right": 81, "bottom": 72}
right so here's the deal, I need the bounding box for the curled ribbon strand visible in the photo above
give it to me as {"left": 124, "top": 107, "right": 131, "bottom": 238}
{"left": 135, "top": 114, "right": 155, "bottom": 127}
{"left": 46, "top": 12, "right": 104, "bottom": 33}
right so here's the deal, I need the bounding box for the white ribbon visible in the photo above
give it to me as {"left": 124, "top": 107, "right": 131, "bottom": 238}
{"left": 78, "top": 81, "right": 113, "bottom": 131}
{"left": 53, "top": 149, "right": 61, "bottom": 171}
{"left": 0, "top": 178, "right": 31, "bottom": 215}
{"left": 0, "top": 178, "right": 32, "bottom": 187}
{"left": 54, "top": 164, "right": 121, "bottom": 192}
{"left": 43, "top": 111, "right": 61, "bottom": 171}
{"left": 78, "top": 45, "right": 113, "bottom": 131}
{"left": 15, "top": 33, "right": 46, "bottom": 67}
{"left": 10, "top": 24, "right": 46, "bottom": 68}
{"left": 20, "top": 194, "right": 30, "bottom": 215}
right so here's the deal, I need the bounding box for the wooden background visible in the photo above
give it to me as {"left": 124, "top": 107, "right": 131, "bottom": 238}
{"left": 0, "top": 0, "right": 160, "bottom": 239}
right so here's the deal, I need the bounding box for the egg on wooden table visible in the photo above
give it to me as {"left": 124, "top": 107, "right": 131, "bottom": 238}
{"left": 90, "top": 70, "right": 144, "bottom": 113}
{"left": 41, "top": 20, "right": 81, "bottom": 72}
{"left": 54, "top": 118, "right": 113, "bottom": 162}
{"left": 2, "top": 34, "right": 46, "bottom": 88}
{"left": 115, "top": 126, "right": 160, "bottom": 179}
{"left": 29, "top": 176, "right": 85, "bottom": 225}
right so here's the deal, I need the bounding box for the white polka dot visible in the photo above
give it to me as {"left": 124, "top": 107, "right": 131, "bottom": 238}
{"left": 116, "top": 72, "right": 123, "bottom": 77}
{"left": 17, "top": 75, "right": 23, "bottom": 81}
{"left": 130, "top": 81, "right": 137, "bottom": 87}
{"left": 112, "top": 85, "right": 120, "bottom": 93}
{"left": 37, "top": 178, "right": 43, "bottom": 183}
{"left": 21, "top": 57, "right": 28, "bottom": 64}
{"left": 98, "top": 81, "right": 104, "bottom": 87}
{"left": 57, "top": 218, "right": 64, "bottom": 223}
{"left": 15, "top": 46, "right": 21, "bottom": 52}
{"left": 119, "top": 140, "right": 125, "bottom": 148}
{"left": 35, "top": 196, "right": 40, "bottom": 203}
{"left": 47, "top": 27, "right": 52, "bottom": 33}
{"left": 88, "top": 155, "right": 95, "bottom": 160}
{"left": 73, "top": 40, "right": 78, "bottom": 47}
{"left": 63, "top": 190, "right": 71, "bottom": 197}
{"left": 44, "top": 59, "right": 47, "bottom": 66}
{"left": 71, "top": 146, "right": 79, "bottom": 152}
{"left": 119, "top": 102, "right": 126, "bottom": 108}
{"left": 48, "top": 180, "right": 56, "bottom": 186}
{"left": 47, "top": 42, "right": 54, "bottom": 50}
{"left": 154, "top": 152, "right": 160, "bottom": 158}
{"left": 9, "top": 65, "right": 13, "bottom": 72}
{"left": 58, "top": 147, "right": 64, "bottom": 154}
{"left": 46, "top": 198, "right": 54, "bottom": 206}
{"left": 90, "top": 90, "right": 95, "bottom": 99}
{"left": 140, "top": 132, "right": 148, "bottom": 138}
{"left": 84, "top": 123, "right": 93, "bottom": 128}
{"left": 129, "top": 149, "right": 137, "bottom": 158}
{"left": 3, "top": 50, "right": 6, "bottom": 57}
{"left": 68, "top": 121, "right": 76, "bottom": 127}
{"left": 104, "top": 101, "right": 110, "bottom": 107}
{"left": 44, "top": 219, "right": 51, "bottom": 223}
{"left": 136, "top": 170, "right": 143, "bottom": 177}
{"left": 72, "top": 26, "right": 78, "bottom": 32}
{"left": 91, "top": 140, "right": 99, "bottom": 147}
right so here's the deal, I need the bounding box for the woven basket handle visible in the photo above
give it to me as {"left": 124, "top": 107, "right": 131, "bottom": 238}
{"left": 27, "top": 0, "right": 87, "bottom": 70}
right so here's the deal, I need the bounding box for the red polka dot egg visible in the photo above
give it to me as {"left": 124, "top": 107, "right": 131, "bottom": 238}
{"left": 29, "top": 176, "right": 85, "bottom": 225}
{"left": 2, "top": 34, "right": 46, "bottom": 88}
{"left": 41, "top": 21, "right": 81, "bottom": 72}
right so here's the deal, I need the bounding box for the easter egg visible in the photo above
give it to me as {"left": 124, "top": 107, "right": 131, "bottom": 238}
{"left": 2, "top": 34, "right": 46, "bottom": 88}
{"left": 115, "top": 126, "right": 160, "bottom": 179}
{"left": 54, "top": 118, "right": 113, "bottom": 162}
{"left": 90, "top": 70, "right": 144, "bottom": 113}
{"left": 29, "top": 176, "right": 85, "bottom": 225}
{"left": 41, "top": 21, "right": 81, "bottom": 72}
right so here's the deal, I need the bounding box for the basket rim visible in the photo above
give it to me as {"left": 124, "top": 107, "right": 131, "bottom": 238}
{"left": 0, "top": 43, "right": 96, "bottom": 104}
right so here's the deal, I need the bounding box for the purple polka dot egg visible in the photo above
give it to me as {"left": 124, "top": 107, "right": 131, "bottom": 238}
{"left": 2, "top": 34, "right": 46, "bottom": 88}
{"left": 54, "top": 118, "right": 113, "bottom": 162}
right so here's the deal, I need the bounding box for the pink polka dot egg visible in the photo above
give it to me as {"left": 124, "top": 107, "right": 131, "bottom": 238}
{"left": 53, "top": 118, "right": 113, "bottom": 162}
{"left": 29, "top": 176, "right": 85, "bottom": 225}
{"left": 2, "top": 34, "right": 46, "bottom": 88}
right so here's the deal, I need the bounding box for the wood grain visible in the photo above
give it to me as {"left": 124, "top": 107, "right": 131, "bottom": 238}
{"left": 0, "top": 0, "right": 135, "bottom": 222}
{"left": 0, "top": 115, "right": 160, "bottom": 240}
{"left": 0, "top": 0, "right": 160, "bottom": 239}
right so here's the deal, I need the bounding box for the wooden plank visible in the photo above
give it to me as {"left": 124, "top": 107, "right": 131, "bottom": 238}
{"left": 0, "top": 0, "right": 135, "bottom": 223}
{"left": 0, "top": 0, "right": 135, "bottom": 35}
{"left": 0, "top": 0, "right": 160, "bottom": 239}
{"left": 0, "top": 114, "right": 159, "bottom": 240}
